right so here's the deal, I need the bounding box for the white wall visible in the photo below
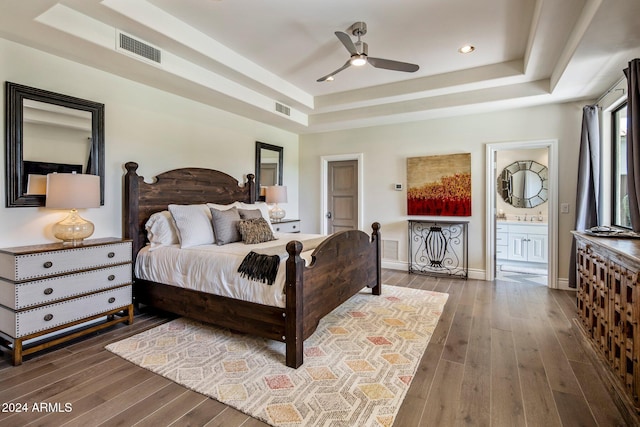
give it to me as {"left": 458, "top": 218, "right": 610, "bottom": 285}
{"left": 0, "top": 37, "right": 585, "bottom": 282}
{"left": 0, "top": 38, "right": 299, "bottom": 247}
{"left": 299, "top": 102, "right": 583, "bottom": 280}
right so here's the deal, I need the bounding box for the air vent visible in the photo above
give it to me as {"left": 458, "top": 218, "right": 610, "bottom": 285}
{"left": 275, "top": 102, "right": 291, "bottom": 116}
{"left": 382, "top": 240, "right": 399, "bottom": 260}
{"left": 118, "top": 31, "right": 161, "bottom": 64}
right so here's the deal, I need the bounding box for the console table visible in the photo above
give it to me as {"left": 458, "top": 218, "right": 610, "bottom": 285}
{"left": 408, "top": 220, "right": 468, "bottom": 279}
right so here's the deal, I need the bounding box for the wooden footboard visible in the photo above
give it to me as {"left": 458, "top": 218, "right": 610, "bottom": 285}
{"left": 284, "top": 223, "right": 381, "bottom": 368}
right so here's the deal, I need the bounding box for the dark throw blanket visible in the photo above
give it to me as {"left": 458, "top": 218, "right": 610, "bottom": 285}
{"left": 237, "top": 251, "right": 281, "bottom": 285}
{"left": 236, "top": 235, "right": 327, "bottom": 286}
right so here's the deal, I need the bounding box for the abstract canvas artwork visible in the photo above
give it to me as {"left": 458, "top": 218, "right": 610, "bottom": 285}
{"left": 407, "top": 153, "right": 471, "bottom": 216}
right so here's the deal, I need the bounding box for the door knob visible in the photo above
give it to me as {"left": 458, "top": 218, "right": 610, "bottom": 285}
{"left": 326, "top": 212, "right": 332, "bottom": 219}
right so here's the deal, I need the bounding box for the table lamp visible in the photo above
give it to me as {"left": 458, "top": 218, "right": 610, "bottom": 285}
{"left": 265, "top": 185, "right": 287, "bottom": 222}
{"left": 46, "top": 173, "right": 100, "bottom": 246}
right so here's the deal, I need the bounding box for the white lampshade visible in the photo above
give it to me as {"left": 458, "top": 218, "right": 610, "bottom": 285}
{"left": 46, "top": 173, "right": 100, "bottom": 245}
{"left": 265, "top": 186, "right": 287, "bottom": 204}
{"left": 46, "top": 173, "right": 100, "bottom": 209}
{"left": 26, "top": 174, "right": 47, "bottom": 195}
{"left": 265, "top": 186, "right": 287, "bottom": 222}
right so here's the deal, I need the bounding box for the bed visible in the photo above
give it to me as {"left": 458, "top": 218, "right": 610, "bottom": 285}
{"left": 123, "top": 162, "right": 381, "bottom": 368}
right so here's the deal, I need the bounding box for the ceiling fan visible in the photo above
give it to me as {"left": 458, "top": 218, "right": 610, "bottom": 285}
{"left": 317, "top": 22, "right": 420, "bottom": 82}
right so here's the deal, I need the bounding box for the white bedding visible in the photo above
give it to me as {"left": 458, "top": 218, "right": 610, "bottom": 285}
{"left": 134, "top": 232, "right": 324, "bottom": 308}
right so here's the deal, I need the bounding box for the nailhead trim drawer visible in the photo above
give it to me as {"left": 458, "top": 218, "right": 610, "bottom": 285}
{"left": 0, "top": 264, "right": 132, "bottom": 310}
{"left": 0, "top": 285, "right": 132, "bottom": 338}
{"left": 0, "top": 242, "right": 132, "bottom": 282}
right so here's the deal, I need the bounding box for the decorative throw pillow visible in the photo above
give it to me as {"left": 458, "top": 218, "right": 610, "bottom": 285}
{"left": 145, "top": 210, "right": 179, "bottom": 250}
{"left": 236, "top": 202, "right": 274, "bottom": 232}
{"left": 210, "top": 206, "right": 242, "bottom": 245}
{"left": 238, "top": 217, "right": 276, "bottom": 244}
{"left": 168, "top": 204, "right": 215, "bottom": 248}
{"left": 238, "top": 208, "right": 263, "bottom": 220}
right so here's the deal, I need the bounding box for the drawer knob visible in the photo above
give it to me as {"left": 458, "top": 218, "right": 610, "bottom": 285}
{"left": 44, "top": 314, "right": 53, "bottom": 321}
{"left": 292, "top": 225, "right": 297, "bottom": 229}
{"left": 107, "top": 252, "right": 115, "bottom": 258}
{"left": 43, "top": 261, "right": 53, "bottom": 269}
{"left": 108, "top": 297, "right": 116, "bottom": 304}
{"left": 108, "top": 274, "right": 115, "bottom": 281}
{"left": 43, "top": 288, "right": 54, "bottom": 295}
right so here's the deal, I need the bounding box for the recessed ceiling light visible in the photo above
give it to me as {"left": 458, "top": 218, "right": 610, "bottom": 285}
{"left": 458, "top": 45, "right": 475, "bottom": 54}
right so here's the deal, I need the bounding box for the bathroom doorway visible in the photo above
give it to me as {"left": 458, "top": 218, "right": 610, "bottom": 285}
{"left": 495, "top": 148, "right": 549, "bottom": 285}
{"left": 485, "top": 140, "right": 558, "bottom": 288}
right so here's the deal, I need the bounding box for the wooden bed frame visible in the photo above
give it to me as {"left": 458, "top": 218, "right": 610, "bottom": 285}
{"left": 123, "top": 162, "right": 381, "bottom": 368}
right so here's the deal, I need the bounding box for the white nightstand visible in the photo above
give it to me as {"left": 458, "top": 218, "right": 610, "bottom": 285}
{"left": 272, "top": 219, "right": 301, "bottom": 233}
{"left": 0, "top": 237, "right": 133, "bottom": 365}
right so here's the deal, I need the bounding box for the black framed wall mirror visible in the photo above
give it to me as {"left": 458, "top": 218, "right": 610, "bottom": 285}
{"left": 5, "top": 82, "right": 105, "bottom": 207}
{"left": 254, "top": 141, "right": 283, "bottom": 201}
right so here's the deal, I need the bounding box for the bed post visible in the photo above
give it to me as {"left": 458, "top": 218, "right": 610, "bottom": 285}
{"left": 372, "top": 222, "right": 382, "bottom": 296}
{"left": 247, "top": 173, "right": 256, "bottom": 203}
{"left": 285, "top": 240, "right": 304, "bottom": 368}
{"left": 124, "top": 162, "right": 142, "bottom": 257}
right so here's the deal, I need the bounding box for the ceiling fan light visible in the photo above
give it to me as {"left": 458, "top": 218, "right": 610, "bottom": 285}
{"left": 326, "top": 76, "right": 334, "bottom": 81}
{"left": 350, "top": 55, "right": 367, "bottom": 66}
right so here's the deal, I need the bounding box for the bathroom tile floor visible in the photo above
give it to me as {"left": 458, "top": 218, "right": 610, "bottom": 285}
{"left": 496, "top": 265, "right": 548, "bottom": 286}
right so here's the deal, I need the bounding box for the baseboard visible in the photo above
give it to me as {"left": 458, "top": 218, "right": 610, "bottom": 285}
{"left": 381, "top": 261, "right": 485, "bottom": 280}
{"left": 381, "top": 260, "right": 406, "bottom": 271}
{"left": 555, "top": 277, "right": 574, "bottom": 291}
{"left": 382, "top": 260, "right": 570, "bottom": 286}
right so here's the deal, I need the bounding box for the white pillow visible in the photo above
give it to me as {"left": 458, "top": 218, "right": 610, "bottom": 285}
{"left": 236, "top": 202, "right": 274, "bottom": 232}
{"left": 145, "top": 211, "right": 179, "bottom": 250}
{"left": 168, "top": 204, "right": 215, "bottom": 248}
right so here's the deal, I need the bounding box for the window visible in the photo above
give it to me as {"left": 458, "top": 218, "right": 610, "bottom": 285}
{"left": 612, "top": 102, "right": 629, "bottom": 228}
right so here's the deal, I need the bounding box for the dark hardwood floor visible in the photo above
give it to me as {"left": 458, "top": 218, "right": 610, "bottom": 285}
{"left": 0, "top": 270, "right": 633, "bottom": 426}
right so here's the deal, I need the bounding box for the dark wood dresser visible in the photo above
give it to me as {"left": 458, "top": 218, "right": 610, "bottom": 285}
{"left": 573, "top": 231, "right": 640, "bottom": 419}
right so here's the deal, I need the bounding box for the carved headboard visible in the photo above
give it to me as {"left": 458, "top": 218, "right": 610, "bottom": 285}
{"left": 123, "top": 162, "right": 255, "bottom": 257}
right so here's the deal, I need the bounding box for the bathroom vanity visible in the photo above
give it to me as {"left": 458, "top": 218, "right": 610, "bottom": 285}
{"left": 496, "top": 220, "right": 548, "bottom": 264}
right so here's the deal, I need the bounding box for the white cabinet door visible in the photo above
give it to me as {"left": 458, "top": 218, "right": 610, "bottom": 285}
{"left": 508, "top": 233, "right": 528, "bottom": 261}
{"left": 508, "top": 232, "right": 547, "bottom": 263}
{"left": 527, "top": 234, "right": 548, "bottom": 263}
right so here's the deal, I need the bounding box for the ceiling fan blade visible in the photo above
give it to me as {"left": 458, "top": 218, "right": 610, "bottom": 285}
{"left": 317, "top": 60, "right": 352, "bottom": 82}
{"left": 335, "top": 31, "right": 358, "bottom": 55}
{"left": 368, "top": 57, "right": 419, "bottom": 73}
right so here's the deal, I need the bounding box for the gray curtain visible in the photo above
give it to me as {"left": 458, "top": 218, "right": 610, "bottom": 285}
{"left": 569, "top": 105, "right": 600, "bottom": 287}
{"left": 625, "top": 59, "right": 640, "bottom": 231}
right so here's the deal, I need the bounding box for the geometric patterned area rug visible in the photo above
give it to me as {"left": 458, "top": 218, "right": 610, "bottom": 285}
{"left": 106, "top": 285, "right": 448, "bottom": 426}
